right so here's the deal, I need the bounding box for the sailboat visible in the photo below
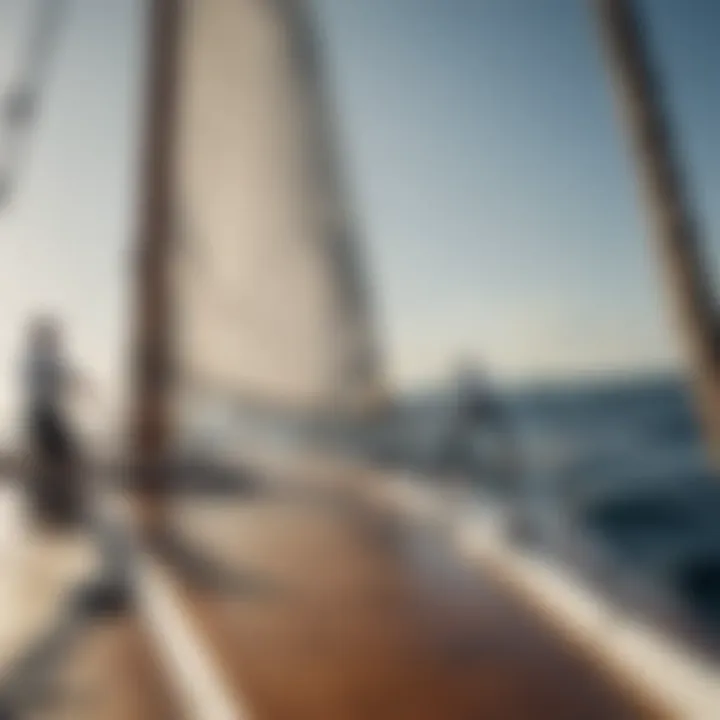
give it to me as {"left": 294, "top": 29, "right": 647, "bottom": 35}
{"left": 0, "top": 0, "right": 717, "bottom": 717}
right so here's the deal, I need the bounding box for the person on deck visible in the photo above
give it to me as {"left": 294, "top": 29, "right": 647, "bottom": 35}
{"left": 21, "top": 315, "right": 90, "bottom": 527}
{"left": 437, "top": 358, "right": 517, "bottom": 496}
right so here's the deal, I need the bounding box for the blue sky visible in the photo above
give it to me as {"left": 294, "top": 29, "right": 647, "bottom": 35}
{"left": 312, "top": 0, "right": 720, "bottom": 384}
{"left": 0, "top": 0, "right": 717, "bottom": 423}
{"left": 0, "top": 0, "right": 141, "bottom": 424}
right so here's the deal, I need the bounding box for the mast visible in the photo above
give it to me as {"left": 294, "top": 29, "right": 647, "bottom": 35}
{"left": 131, "top": 0, "right": 183, "bottom": 537}
{"left": 131, "top": 0, "right": 385, "bottom": 509}
{"left": 594, "top": 0, "right": 720, "bottom": 461}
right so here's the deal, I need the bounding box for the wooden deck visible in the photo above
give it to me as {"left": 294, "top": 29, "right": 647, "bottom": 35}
{"left": 157, "top": 485, "right": 665, "bottom": 719}
{"left": 22, "top": 616, "right": 179, "bottom": 720}
{"left": 0, "top": 483, "right": 178, "bottom": 719}
{"left": 0, "top": 468, "right": 673, "bottom": 718}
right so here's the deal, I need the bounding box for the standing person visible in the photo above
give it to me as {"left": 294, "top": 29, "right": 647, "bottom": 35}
{"left": 21, "top": 315, "right": 85, "bottom": 528}
{"left": 437, "top": 358, "right": 518, "bottom": 496}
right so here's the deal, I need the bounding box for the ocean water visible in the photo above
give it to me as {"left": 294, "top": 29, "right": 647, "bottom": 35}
{"left": 510, "top": 375, "right": 720, "bottom": 635}
{"left": 376, "top": 372, "right": 710, "bottom": 485}
{"left": 376, "top": 373, "right": 720, "bottom": 635}
{"left": 512, "top": 373, "right": 711, "bottom": 497}
{"left": 179, "top": 371, "right": 720, "bottom": 631}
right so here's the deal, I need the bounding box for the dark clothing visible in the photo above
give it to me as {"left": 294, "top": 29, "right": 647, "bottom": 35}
{"left": 438, "top": 387, "right": 519, "bottom": 496}
{"left": 458, "top": 393, "right": 506, "bottom": 428}
{"left": 21, "top": 334, "right": 83, "bottom": 527}
{"left": 25, "top": 350, "right": 67, "bottom": 411}
{"left": 32, "top": 404, "right": 74, "bottom": 463}
{"left": 28, "top": 403, "right": 81, "bottom": 528}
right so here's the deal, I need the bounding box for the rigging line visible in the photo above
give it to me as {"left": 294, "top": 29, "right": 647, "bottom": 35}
{"left": 0, "top": 0, "right": 71, "bottom": 210}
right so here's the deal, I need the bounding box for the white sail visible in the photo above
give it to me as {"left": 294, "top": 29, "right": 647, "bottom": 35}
{"left": 171, "top": 0, "right": 380, "bottom": 421}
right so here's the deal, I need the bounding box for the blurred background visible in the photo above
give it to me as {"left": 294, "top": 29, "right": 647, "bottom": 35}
{"left": 0, "top": 0, "right": 719, "bottom": 717}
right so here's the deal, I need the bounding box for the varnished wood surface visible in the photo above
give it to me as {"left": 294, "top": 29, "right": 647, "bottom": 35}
{"left": 25, "top": 616, "right": 178, "bottom": 720}
{"left": 163, "top": 490, "right": 665, "bottom": 719}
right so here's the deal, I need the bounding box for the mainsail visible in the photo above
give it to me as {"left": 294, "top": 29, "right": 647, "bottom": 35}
{"left": 170, "top": 0, "right": 381, "bottom": 428}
